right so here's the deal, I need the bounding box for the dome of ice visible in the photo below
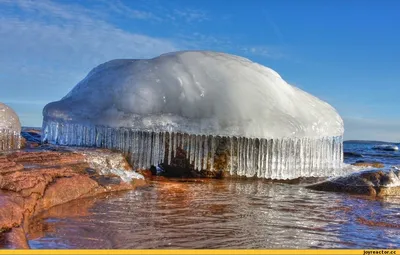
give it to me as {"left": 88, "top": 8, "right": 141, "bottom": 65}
{"left": 42, "top": 51, "right": 345, "bottom": 179}
{"left": 43, "top": 51, "right": 343, "bottom": 139}
{"left": 0, "top": 102, "right": 21, "bottom": 150}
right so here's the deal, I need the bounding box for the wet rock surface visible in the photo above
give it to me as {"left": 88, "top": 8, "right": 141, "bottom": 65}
{"left": 352, "top": 160, "right": 385, "bottom": 168}
{"left": 307, "top": 168, "right": 400, "bottom": 197}
{"left": 0, "top": 147, "right": 147, "bottom": 249}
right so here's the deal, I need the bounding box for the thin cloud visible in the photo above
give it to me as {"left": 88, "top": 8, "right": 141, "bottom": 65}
{"left": 96, "top": 0, "right": 208, "bottom": 23}
{"left": 173, "top": 8, "right": 209, "bottom": 23}
{"left": 240, "top": 45, "right": 287, "bottom": 60}
{"left": 0, "top": 0, "right": 178, "bottom": 126}
{"left": 98, "top": 0, "right": 162, "bottom": 21}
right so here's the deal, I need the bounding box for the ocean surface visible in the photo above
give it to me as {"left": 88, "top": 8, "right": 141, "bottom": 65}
{"left": 27, "top": 141, "right": 400, "bottom": 249}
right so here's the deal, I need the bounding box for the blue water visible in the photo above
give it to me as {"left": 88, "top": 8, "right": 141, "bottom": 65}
{"left": 343, "top": 141, "right": 400, "bottom": 166}
{"left": 27, "top": 141, "right": 400, "bottom": 249}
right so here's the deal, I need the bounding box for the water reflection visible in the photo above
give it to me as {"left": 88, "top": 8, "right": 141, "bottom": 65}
{"left": 28, "top": 179, "right": 400, "bottom": 249}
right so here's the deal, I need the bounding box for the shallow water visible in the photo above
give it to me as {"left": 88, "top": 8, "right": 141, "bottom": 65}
{"left": 27, "top": 141, "right": 400, "bottom": 249}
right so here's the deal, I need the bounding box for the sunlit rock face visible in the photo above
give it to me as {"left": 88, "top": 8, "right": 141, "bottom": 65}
{"left": 42, "top": 51, "right": 344, "bottom": 179}
{"left": 0, "top": 102, "right": 21, "bottom": 151}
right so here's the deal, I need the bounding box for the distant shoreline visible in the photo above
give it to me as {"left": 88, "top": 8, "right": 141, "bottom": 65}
{"left": 344, "top": 140, "right": 399, "bottom": 144}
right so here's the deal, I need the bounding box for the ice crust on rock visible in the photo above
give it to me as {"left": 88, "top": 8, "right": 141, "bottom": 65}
{"left": 44, "top": 51, "right": 343, "bottom": 138}
{"left": 42, "top": 51, "right": 344, "bottom": 179}
{"left": 0, "top": 102, "right": 21, "bottom": 151}
{"left": 109, "top": 169, "right": 145, "bottom": 182}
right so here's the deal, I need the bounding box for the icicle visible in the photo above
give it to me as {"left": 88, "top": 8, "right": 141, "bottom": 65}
{"left": 167, "top": 132, "right": 172, "bottom": 165}
{"left": 286, "top": 139, "right": 293, "bottom": 179}
{"left": 203, "top": 135, "right": 209, "bottom": 170}
{"left": 41, "top": 120, "right": 344, "bottom": 180}
{"left": 171, "top": 133, "right": 177, "bottom": 158}
{"left": 236, "top": 137, "right": 242, "bottom": 176}
{"left": 140, "top": 131, "right": 145, "bottom": 169}
{"left": 159, "top": 132, "right": 167, "bottom": 164}
{"left": 258, "top": 139, "right": 263, "bottom": 178}
{"left": 152, "top": 132, "right": 158, "bottom": 166}
{"left": 193, "top": 135, "right": 198, "bottom": 170}
{"left": 271, "top": 139, "right": 278, "bottom": 179}
{"left": 0, "top": 129, "right": 20, "bottom": 151}
{"left": 246, "top": 138, "right": 255, "bottom": 177}
{"left": 177, "top": 133, "right": 181, "bottom": 150}
{"left": 236, "top": 137, "right": 241, "bottom": 176}
{"left": 210, "top": 136, "right": 215, "bottom": 171}
{"left": 197, "top": 135, "right": 203, "bottom": 170}
{"left": 265, "top": 139, "right": 271, "bottom": 178}
{"left": 230, "top": 137, "right": 235, "bottom": 175}
{"left": 183, "top": 134, "right": 188, "bottom": 159}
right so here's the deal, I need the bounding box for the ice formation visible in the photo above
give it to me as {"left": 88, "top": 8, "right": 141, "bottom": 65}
{"left": 0, "top": 102, "right": 21, "bottom": 151}
{"left": 42, "top": 51, "right": 344, "bottom": 179}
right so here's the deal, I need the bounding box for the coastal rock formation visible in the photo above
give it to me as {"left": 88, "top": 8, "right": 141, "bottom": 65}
{"left": 20, "top": 128, "right": 41, "bottom": 149}
{"left": 351, "top": 160, "right": 384, "bottom": 168}
{"left": 0, "top": 103, "right": 21, "bottom": 151}
{"left": 0, "top": 148, "right": 146, "bottom": 249}
{"left": 307, "top": 168, "right": 400, "bottom": 197}
{"left": 42, "top": 51, "right": 344, "bottom": 179}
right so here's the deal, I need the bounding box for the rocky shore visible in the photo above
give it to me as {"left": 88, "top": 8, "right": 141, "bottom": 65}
{"left": 1, "top": 129, "right": 400, "bottom": 248}
{"left": 307, "top": 167, "right": 400, "bottom": 197}
{"left": 0, "top": 146, "right": 147, "bottom": 249}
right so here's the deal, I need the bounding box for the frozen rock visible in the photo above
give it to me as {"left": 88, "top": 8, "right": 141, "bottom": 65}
{"left": 42, "top": 51, "right": 344, "bottom": 179}
{"left": 0, "top": 103, "right": 21, "bottom": 151}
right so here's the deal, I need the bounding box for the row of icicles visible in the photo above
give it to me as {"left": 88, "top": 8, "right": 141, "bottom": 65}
{"left": 0, "top": 129, "right": 20, "bottom": 151}
{"left": 42, "top": 121, "right": 344, "bottom": 179}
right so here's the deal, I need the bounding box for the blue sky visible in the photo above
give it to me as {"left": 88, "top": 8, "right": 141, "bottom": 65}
{"left": 0, "top": 0, "right": 399, "bottom": 141}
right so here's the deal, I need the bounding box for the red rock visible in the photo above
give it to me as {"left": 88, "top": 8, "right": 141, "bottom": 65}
{"left": 3, "top": 227, "right": 29, "bottom": 249}
{"left": 352, "top": 161, "right": 384, "bottom": 168}
{"left": 35, "top": 175, "right": 99, "bottom": 213}
{"left": 0, "top": 156, "right": 24, "bottom": 174}
{"left": 0, "top": 192, "right": 24, "bottom": 231}
{"left": 0, "top": 147, "right": 148, "bottom": 249}
{"left": 7, "top": 151, "right": 86, "bottom": 166}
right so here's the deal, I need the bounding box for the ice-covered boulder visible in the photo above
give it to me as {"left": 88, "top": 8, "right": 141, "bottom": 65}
{"left": 0, "top": 102, "right": 21, "bottom": 151}
{"left": 307, "top": 168, "right": 400, "bottom": 197}
{"left": 42, "top": 51, "right": 344, "bottom": 179}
